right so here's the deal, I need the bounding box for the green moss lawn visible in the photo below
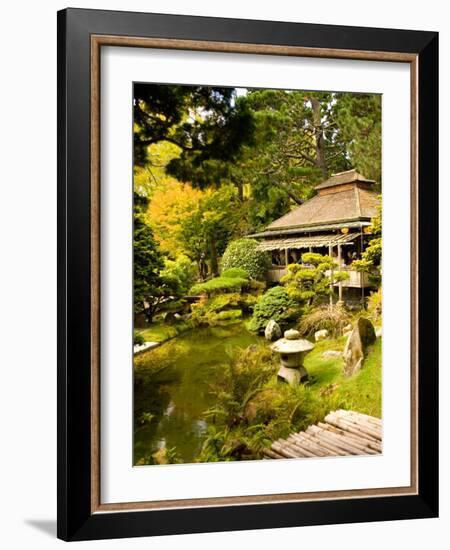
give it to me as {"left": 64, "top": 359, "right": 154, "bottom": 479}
{"left": 135, "top": 321, "right": 191, "bottom": 343}
{"left": 304, "top": 336, "right": 382, "bottom": 418}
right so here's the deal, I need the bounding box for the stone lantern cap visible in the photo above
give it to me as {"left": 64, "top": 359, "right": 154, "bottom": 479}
{"left": 270, "top": 329, "right": 314, "bottom": 354}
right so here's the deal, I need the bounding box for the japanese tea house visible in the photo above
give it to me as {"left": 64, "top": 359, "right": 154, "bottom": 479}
{"left": 250, "top": 169, "right": 380, "bottom": 302}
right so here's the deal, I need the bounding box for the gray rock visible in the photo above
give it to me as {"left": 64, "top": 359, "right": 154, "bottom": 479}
{"left": 343, "top": 317, "right": 376, "bottom": 376}
{"left": 315, "top": 329, "right": 329, "bottom": 342}
{"left": 322, "top": 350, "right": 342, "bottom": 359}
{"left": 133, "top": 341, "right": 160, "bottom": 355}
{"left": 284, "top": 328, "right": 301, "bottom": 340}
{"left": 264, "top": 320, "right": 282, "bottom": 341}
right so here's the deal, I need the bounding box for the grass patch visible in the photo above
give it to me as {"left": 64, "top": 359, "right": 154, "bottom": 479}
{"left": 328, "top": 338, "right": 382, "bottom": 418}
{"left": 304, "top": 337, "right": 346, "bottom": 387}
{"left": 304, "top": 336, "right": 382, "bottom": 418}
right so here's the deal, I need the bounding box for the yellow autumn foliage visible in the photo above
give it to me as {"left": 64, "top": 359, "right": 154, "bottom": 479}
{"left": 147, "top": 181, "right": 205, "bottom": 257}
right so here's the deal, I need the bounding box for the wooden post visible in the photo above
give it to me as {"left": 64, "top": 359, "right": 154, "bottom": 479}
{"left": 284, "top": 248, "right": 289, "bottom": 267}
{"left": 360, "top": 226, "right": 365, "bottom": 305}
{"left": 328, "top": 244, "right": 334, "bottom": 308}
{"left": 337, "top": 243, "right": 343, "bottom": 304}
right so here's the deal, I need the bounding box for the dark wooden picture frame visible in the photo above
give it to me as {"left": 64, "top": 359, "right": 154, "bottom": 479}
{"left": 57, "top": 8, "right": 438, "bottom": 541}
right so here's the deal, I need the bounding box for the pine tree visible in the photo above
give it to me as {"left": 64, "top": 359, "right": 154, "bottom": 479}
{"left": 133, "top": 193, "right": 166, "bottom": 322}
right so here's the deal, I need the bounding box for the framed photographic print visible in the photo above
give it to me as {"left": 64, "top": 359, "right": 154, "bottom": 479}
{"left": 57, "top": 8, "right": 438, "bottom": 541}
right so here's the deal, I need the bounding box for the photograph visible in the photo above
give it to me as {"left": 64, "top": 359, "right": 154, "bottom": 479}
{"left": 132, "top": 83, "right": 383, "bottom": 466}
{"left": 52, "top": 5, "right": 438, "bottom": 542}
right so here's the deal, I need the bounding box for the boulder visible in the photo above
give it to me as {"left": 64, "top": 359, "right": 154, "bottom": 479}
{"left": 315, "top": 329, "right": 329, "bottom": 342}
{"left": 264, "top": 319, "right": 282, "bottom": 341}
{"left": 343, "top": 317, "right": 376, "bottom": 376}
{"left": 322, "top": 350, "right": 342, "bottom": 359}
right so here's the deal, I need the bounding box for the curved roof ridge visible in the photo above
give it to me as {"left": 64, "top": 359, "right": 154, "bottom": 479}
{"left": 314, "top": 169, "right": 376, "bottom": 190}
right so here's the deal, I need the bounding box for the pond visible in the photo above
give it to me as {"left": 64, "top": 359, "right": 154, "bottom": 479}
{"left": 133, "top": 322, "right": 263, "bottom": 465}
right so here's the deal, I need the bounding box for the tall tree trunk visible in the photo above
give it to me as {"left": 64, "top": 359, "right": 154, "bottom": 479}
{"left": 310, "top": 97, "right": 328, "bottom": 179}
{"left": 231, "top": 174, "right": 244, "bottom": 202}
{"left": 209, "top": 239, "right": 219, "bottom": 276}
{"left": 237, "top": 180, "right": 244, "bottom": 202}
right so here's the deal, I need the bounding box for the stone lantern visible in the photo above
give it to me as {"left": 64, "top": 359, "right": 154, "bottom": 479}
{"left": 270, "top": 329, "right": 314, "bottom": 386}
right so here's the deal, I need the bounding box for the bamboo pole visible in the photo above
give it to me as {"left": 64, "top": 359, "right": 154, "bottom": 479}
{"left": 325, "top": 414, "right": 381, "bottom": 442}
{"left": 290, "top": 433, "right": 330, "bottom": 457}
{"left": 308, "top": 425, "right": 362, "bottom": 455}
{"left": 342, "top": 410, "right": 382, "bottom": 427}
{"left": 318, "top": 422, "right": 379, "bottom": 454}
{"left": 333, "top": 411, "right": 382, "bottom": 439}
{"left": 263, "top": 448, "right": 285, "bottom": 459}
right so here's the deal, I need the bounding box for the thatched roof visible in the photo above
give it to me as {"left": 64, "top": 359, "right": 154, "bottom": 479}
{"left": 314, "top": 169, "right": 376, "bottom": 190}
{"left": 266, "top": 170, "right": 379, "bottom": 232}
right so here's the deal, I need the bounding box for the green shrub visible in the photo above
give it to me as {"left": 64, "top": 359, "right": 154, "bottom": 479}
{"left": 190, "top": 276, "right": 249, "bottom": 296}
{"left": 134, "top": 332, "right": 145, "bottom": 345}
{"left": 247, "top": 286, "right": 300, "bottom": 333}
{"left": 298, "top": 305, "right": 351, "bottom": 338}
{"left": 198, "top": 346, "right": 324, "bottom": 461}
{"left": 367, "top": 288, "right": 382, "bottom": 323}
{"left": 221, "top": 267, "right": 249, "bottom": 279}
{"left": 281, "top": 253, "right": 347, "bottom": 306}
{"left": 160, "top": 254, "right": 197, "bottom": 296}
{"left": 191, "top": 293, "right": 243, "bottom": 326}
{"left": 221, "top": 239, "right": 269, "bottom": 280}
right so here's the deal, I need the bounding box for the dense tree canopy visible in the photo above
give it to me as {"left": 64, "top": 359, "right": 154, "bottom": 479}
{"left": 334, "top": 93, "right": 382, "bottom": 184}
{"left": 134, "top": 84, "right": 255, "bottom": 187}
{"left": 219, "top": 90, "right": 359, "bottom": 229}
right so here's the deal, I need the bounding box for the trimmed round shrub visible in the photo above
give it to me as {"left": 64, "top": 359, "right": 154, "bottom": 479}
{"left": 221, "top": 239, "right": 269, "bottom": 280}
{"left": 221, "top": 267, "right": 249, "bottom": 279}
{"left": 190, "top": 276, "right": 249, "bottom": 296}
{"left": 247, "top": 286, "right": 299, "bottom": 333}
